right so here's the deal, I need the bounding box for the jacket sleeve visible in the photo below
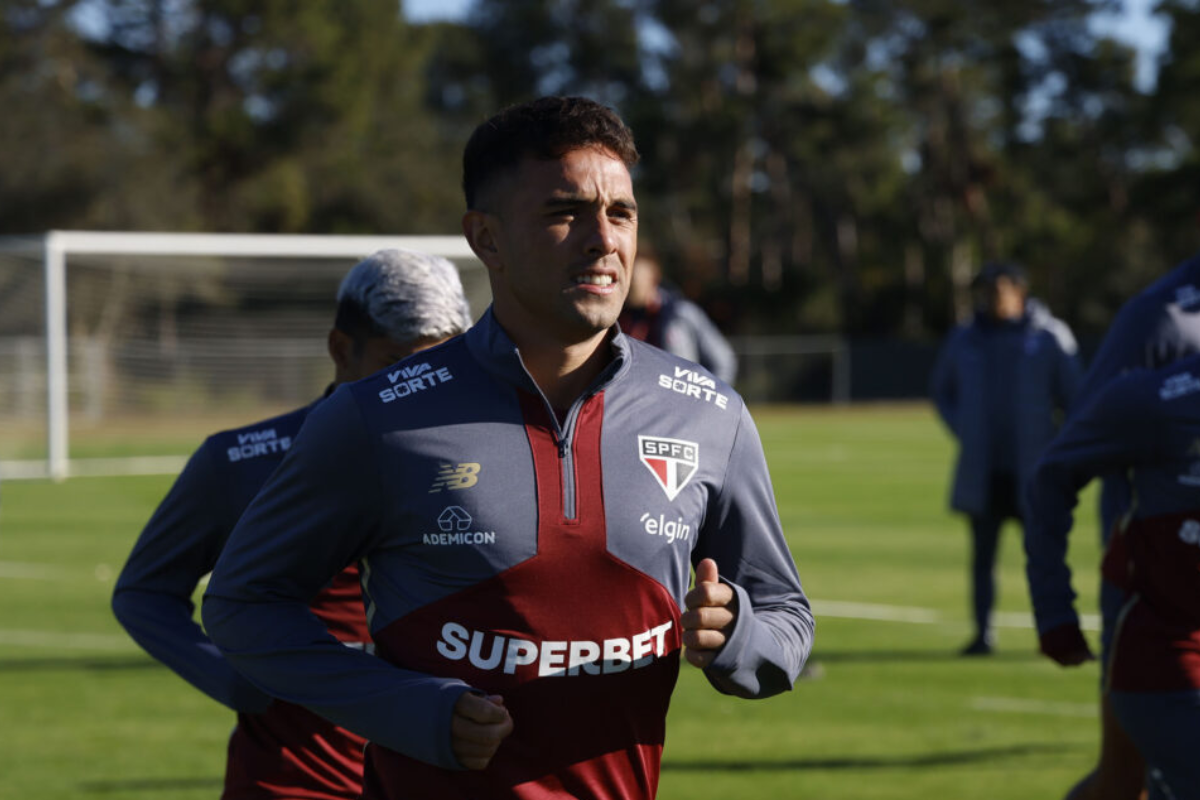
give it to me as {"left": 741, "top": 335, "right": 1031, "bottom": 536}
{"left": 929, "top": 330, "right": 960, "bottom": 436}
{"left": 111, "top": 441, "right": 273, "bottom": 713}
{"left": 1023, "top": 374, "right": 1160, "bottom": 634}
{"left": 202, "top": 387, "right": 473, "bottom": 769}
{"left": 1075, "top": 296, "right": 1155, "bottom": 401}
{"left": 693, "top": 403, "right": 814, "bottom": 699}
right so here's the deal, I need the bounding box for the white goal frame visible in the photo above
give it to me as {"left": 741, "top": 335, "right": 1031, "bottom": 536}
{"left": 0, "top": 231, "right": 482, "bottom": 482}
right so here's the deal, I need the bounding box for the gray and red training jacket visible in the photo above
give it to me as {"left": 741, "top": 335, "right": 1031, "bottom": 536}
{"left": 203, "top": 307, "right": 813, "bottom": 800}
{"left": 1025, "top": 352, "right": 1200, "bottom": 692}
{"left": 113, "top": 401, "right": 370, "bottom": 799}
{"left": 1075, "top": 252, "right": 1200, "bottom": 541}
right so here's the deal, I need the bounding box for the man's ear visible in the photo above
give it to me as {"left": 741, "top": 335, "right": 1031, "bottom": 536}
{"left": 327, "top": 328, "right": 354, "bottom": 378}
{"left": 462, "top": 210, "right": 504, "bottom": 273}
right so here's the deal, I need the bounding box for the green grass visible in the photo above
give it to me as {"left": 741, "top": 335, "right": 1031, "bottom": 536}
{"left": 0, "top": 404, "right": 1104, "bottom": 799}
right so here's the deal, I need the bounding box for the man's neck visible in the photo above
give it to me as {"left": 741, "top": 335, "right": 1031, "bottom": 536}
{"left": 502, "top": 319, "right": 615, "bottom": 413}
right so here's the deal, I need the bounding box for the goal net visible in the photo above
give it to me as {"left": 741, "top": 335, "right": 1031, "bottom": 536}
{"left": 0, "top": 232, "right": 490, "bottom": 480}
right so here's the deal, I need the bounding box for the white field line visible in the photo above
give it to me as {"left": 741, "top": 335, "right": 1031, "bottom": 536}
{"left": 0, "top": 455, "right": 188, "bottom": 480}
{"left": 0, "top": 594, "right": 1096, "bottom": 652}
{"left": 0, "top": 561, "right": 64, "bottom": 580}
{"left": 814, "top": 599, "right": 1101, "bottom": 632}
{"left": 970, "top": 696, "right": 1097, "bottom": 718}
{"left": 0, "top": 629, "right": 136, "bottom": 651}
{"left": 0, "top": 561, "right": 115, "bottom": 582}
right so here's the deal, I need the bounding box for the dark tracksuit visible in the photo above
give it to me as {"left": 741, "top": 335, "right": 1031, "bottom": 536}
{"left": 202, "top": 308, "right": 813, "bottom": 800}
{"left": 1025, "top": 354, "right": 1200, "bottom": 798}
{"left": 931, "top": 301, "right": 1083, "bottom": 641}
{"left": 112, "top": 402, "right": 371, "bottom": 800}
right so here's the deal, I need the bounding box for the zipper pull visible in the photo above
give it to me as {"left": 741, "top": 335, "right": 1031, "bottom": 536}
{"left": 555, "top": 435, "right": 568, "bottom": 458}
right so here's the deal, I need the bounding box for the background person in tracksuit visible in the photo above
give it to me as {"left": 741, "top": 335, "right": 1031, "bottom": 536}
{"left": 202, "top": 96, "right": 814, "bottom": 800}
{"left": 931, "top": 262, "right": 1083, "bottom": 655}
{"left": 1025, "top": 352, "right": 1200, "bottom": 800}
{"left": 619, "top": 248, "right": 738, "bottom": 385}
{"left": 1023, "top": 251, "right": 1200, "bottom": 800}
{"left": 112, "top": 250, "right": 472, "bottom": 800}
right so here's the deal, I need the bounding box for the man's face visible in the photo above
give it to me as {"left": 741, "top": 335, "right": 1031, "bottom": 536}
{"left": 334, "top": 332, "right": 445, "bottom": 384}
{"left": 989, "top": 276, "right": 1026, "bottom": 321}
{"left": 469, "top": 147, "right": 638, "bottom": 346}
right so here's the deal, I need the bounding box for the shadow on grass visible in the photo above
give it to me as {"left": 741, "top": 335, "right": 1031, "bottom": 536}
{"left": 808, "top": 649, "right": 1043, "bottom": 665}
{"left": 0, "top": 656, "right": 158, "bottom": 673}
{"left": 79, "top": 777, "right": 222, "bottom": 793}
{"left": 662, "top": 742, "right": 1079, "bottom": 773}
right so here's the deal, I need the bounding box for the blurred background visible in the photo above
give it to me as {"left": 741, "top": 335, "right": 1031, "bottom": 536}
{"left": 3, "top": 1, "right": 1199, "bottom": 433}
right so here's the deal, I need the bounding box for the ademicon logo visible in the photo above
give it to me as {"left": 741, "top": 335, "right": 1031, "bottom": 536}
{"left": 638, "top": 435, "right": 699, "bottom": 501}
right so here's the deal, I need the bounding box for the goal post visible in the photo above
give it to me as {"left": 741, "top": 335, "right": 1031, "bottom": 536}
{"left": 0, "top": 231, "right": 490, "bottom": 481}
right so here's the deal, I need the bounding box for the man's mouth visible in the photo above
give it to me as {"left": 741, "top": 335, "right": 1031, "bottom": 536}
{"left": 573, "top": 274, "right": 614, "bottom": 287}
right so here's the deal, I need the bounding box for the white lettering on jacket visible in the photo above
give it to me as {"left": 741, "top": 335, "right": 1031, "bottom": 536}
{"left": 227, "top": 429, "right": 292, "bottom": 462}
{"left": 379, "top": 366, "right": 454, "bottom": 404}
{"left": 657, "top": 367, "right": 729, "bottom": 409}
{"left": 435, "top": 620, "right": 674, "bottom": 677}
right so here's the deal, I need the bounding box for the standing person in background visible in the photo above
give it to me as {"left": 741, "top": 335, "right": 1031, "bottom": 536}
{"left": 112, "top": 249, "right": 472, "bottom": 800}
{"left": 1024, "top": 251, "right": 1200, "bottom": 800}
{"left": 202, "top": 95, "right": 813, "bottom": 799}
{"left": 619, "top": 247, "right": 738, "bottom": 384}
{"left": 1025, "top": 352, "right": 1200, "bottom": 800}
{"left": 931, "top": 261, "right": 1082, "bottom": 656}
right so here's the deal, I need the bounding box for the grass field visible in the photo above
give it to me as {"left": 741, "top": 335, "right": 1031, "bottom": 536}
{"left": 0, "top": 404, "right": 1104, "bottom": 799}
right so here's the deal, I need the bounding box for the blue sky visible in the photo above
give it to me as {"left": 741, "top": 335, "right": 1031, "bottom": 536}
{"left": 404, "top": 0, "right": 1170, "bottom": 91}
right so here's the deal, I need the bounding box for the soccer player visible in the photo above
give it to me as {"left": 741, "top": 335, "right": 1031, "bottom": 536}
{"left": 1028, "top": 252, "right": 1200, "bottom": 800}
{"left": 112, "top": 249, "right": 472, "bottom": 800}
{"left": 1024, "top": 352, "right": 1200, "bottom": 799}
{"left": 202, "top": 96, "right": 814, "bottom": 799}
{"left": 930, "top": 262, "right": 1082, "bottom": 655}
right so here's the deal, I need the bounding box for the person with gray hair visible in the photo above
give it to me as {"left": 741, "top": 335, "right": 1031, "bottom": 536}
{"left": 112, "top": 248, "right": 471, "bottom": 800}
{"left": 334, "top": 248, "right": 473, "bottom": 349}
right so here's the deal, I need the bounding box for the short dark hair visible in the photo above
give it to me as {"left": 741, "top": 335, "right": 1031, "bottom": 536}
{"left": 462, "top": 96, "right": 640, "bottom": 210}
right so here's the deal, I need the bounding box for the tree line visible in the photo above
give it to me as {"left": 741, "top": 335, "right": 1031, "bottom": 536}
{"left": 3, "top": 0, "right": 1198, "bottom": 339}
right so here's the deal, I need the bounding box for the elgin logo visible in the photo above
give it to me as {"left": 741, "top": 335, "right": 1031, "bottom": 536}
{"left": 639, "top": 435, "right": 699, "bottom": 501}
{"left": 430, "top": 463, "right": 481, "bottom": 493}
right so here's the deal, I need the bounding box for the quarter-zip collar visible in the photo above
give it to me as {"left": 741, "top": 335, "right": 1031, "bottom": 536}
{"left": 465, "top": 306, "right": 633, "bottom": 423}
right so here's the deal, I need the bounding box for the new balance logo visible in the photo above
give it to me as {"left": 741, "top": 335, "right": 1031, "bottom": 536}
{"left": 657, "top": 366, "right": 729, "bottom": 409}
{"left": 430, "top": 463, "right": 481, "bottom": 492}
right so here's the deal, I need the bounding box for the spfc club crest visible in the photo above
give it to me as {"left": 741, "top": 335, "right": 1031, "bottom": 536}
{"left": 638, "top": 435, "right": 699, "bottom": 501}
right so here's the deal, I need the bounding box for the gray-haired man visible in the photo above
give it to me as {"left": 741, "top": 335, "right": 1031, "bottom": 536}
{"left": 113, "top": 249, "right": 472, "bottom": 800}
